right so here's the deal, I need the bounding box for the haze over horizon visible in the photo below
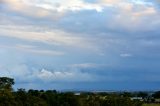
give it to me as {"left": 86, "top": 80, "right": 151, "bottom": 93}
{"left": 0, "top": 0, "right": 160, "bottom": 90}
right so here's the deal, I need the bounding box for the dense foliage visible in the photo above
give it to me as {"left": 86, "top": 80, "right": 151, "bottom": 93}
{"left": 152, "top": 91, "right": 160, "bottom": 99}
{"left": 0, "top": 77, "right": 158, "bottom": 106}
{"left": 0, "top": 89, "right": 143, "bottom": 106}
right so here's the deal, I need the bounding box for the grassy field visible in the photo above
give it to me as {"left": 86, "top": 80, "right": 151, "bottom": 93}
{"left": 143, "top": 104, "right": 160, "bottom": 106}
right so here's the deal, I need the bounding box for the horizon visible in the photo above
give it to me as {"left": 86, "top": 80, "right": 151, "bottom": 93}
{"left": 0, "top": 0, "right": 160, "bottom": 90}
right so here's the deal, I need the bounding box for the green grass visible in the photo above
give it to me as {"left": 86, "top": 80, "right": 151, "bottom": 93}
{"left": 143, "top": 104, "right": 160, "bottom": 106}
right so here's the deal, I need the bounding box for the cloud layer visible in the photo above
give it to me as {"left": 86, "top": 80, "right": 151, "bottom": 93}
{"left": 0, "top": 0, "right": 160, "bottom": 90}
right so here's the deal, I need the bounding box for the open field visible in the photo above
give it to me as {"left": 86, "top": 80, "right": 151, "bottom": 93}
{"left": 143, "top": 104, "right": 160, "bottom": 106}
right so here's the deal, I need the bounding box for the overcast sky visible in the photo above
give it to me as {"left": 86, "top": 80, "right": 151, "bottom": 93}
{"left": 0, "top": 0, "right": 160, "bottom": 91}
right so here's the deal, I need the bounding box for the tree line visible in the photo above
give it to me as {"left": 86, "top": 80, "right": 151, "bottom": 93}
{"left": 0, "top": 77, "right": 159, "bottom": 106}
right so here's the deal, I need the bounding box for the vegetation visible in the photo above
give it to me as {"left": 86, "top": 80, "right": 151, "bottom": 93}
{"left": 143, "top": 104, "right": 160, "bottom": 106}
{"left": 153, "top": 91, "right": 160, "bottom": 99}
{"left": 0, "top": 77, "right": 159, "bottom": 106}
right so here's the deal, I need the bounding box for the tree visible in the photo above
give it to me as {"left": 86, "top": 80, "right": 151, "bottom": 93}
{"left": 0, "top": 77, "right": 14, "bottom": 91}
{"left": 0, "top": 77, "right": 16, "bottom": 106}
{"left": 137, "top": 92, "right": 148, "bottom": 98}
{"left": 122, "top": 92, "right": 133, "bottom": 97}
{"left": 152, "top": 91, "right": 160, "bottom": 98}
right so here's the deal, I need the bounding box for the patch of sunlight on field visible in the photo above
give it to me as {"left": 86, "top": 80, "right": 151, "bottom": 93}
{"left": 143, "top": 104, "right": 160, "bottom": 106}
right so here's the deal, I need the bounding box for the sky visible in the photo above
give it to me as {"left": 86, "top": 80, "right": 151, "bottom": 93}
{"left": 0, "top": 0, "right": 160, "bottom": 91}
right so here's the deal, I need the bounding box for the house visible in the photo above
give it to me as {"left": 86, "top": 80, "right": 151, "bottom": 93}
{"left": 155, "top": 98, "right": 160, "bottom": 103}
{"left": 130, "top": 97, "right": 143, "bottom": 101}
